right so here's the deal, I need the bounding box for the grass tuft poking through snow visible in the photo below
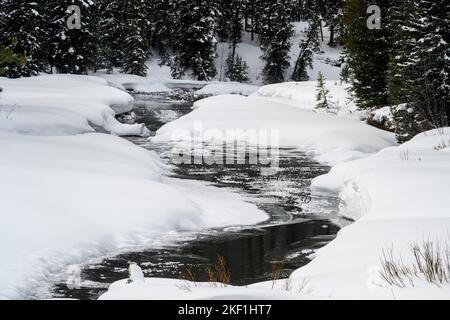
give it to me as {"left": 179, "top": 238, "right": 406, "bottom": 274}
{"left": 380, "top": 239, "right": 450, "bottom": 288}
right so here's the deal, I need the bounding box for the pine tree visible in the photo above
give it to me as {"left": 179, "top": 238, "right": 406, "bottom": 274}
{"left": 47, "top": 0, "right": 98, "bottom": 74}
{"left": 171, "top": 0, "right": 219, "bottom": 80}
{"left": 316, "top": 71, "right": 331, "bottom": 110}
{"left": 341, "top": 0, "right": 392, "bottom": 110}
{"left": 120, "top": 0, "right": 150, "bottom": 76}
{"left": 0, "top": 39, "right": 27, "bottom": 77}
{"left": 148, "top": 0, "right": 177, "bottom": 57}
{"left": 292, "top": 16, "right": 320, "bottom": 81}
{"left": 323, "top": 0, "right": 343, "bottom": 47}
{"left": 217, "top": 0, "right": 245, "bottom": 57}
{"left": 260, "top": 0, "right": 293, "bottom": 84}
{"left": 0, "top": 0, "right": 47, "bottom": 77}
{"left": 96, "top": 0, "right": 126, "bottom": 72}
{"left": 225, "top": 53, "right": 249, "bottom": 82}
{"left": 389, "top": 0, "right": 450, "bottom": 142}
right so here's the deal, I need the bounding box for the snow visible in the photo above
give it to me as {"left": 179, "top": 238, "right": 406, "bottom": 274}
{"left": 154, "top": 93, "right": 395, "bottom": 165}
{"left": 280, "top": 128, "right": 450, "bottom": 299}
{"left": 105, "top": 128, "right": 450, "bottom": 300}
{"left": 196, "top": 82, "right": 260, "bottom": 96}
{"left": 0, "top": 132, "right": 267, "bottom": 299}
{"left": 93, "top": 73, "right": 173, "bottom": 93}
{"left": 254, "top": 81, "right": 358, "bottom": 117}
{"left": 99, "top": 278, "right": 305, "bottom": 300}
{"left": 0, "top": 75, "right": 147, "bottom": 136}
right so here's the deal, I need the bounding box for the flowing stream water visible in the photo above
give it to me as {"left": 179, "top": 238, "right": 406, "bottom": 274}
{"left": 50, "top": 91, "right": 343, "bottom": 300}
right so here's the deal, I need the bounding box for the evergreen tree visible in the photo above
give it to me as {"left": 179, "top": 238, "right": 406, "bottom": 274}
{"left": 341, "top": 0, "right": 392, "bottom": 110}
{"left": 225, "top": 53, "right": 249, "bottom": 82}
{"left": 47, "top": 0, "right": 98, "bottom": 74}
{"left": 389, "top": 0, "right": 450, "bottom": 142}
{"left": 292, "top": 16, "right": 320, "bottom": 81}
{"left": 0, "top": 39, "right": 27, "bottom": 77}
{"left": 120, "top": 0, "right": 150, "bottom": 76}
{"left": 148, "top": 0, "right": 177, "bottom": 58}
{"left": 323, "top": 0, "right": 343, "bottom": 47}
{"left": 171, "top": 0, "right": 218, "bottom": 80}
{"left": 217, "top": 0, "right": 246, "bottom": 58}
{"left": 96, "top": 0, "right": 126, "bottom": 72}
{"left": 0, "top": 0, "right": 47, "bottom": 77}
{"left": 316, "top": 71, "right": 331, "bottom": 110}
{"left": 260, "top": 0, "right": 293, "bottom": 84}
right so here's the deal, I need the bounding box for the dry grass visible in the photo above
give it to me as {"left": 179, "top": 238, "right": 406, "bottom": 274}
{"left": 271, "top": 261, "right": 285, "bottom": 289}
{"left": 212, "top": 255, "right": 231, "bottom": 286}
{"left": 180, "top": 255, "right": 231, "bottom": 288}
{"left": 380, "top": 240, "right": 450, "bottom": 288}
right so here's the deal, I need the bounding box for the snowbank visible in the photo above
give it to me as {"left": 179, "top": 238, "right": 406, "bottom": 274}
{"left": 281, "top": 128, "right": 450, "bottom": 299}
{"left": 154, "top": 94, "right": 395, "bottom": 165}
{"left": 0, "top": 75, "right": 147, "bottom": 136}
{"left": 99, "top": 278, "right": 305, "bottom": 300}
{"left": 0, "top": 132, "right": 267, "bottom": 299}
{"left": 196, "top": 82, "right": 260, "bottom": 96}
{"left": 93, "top": 73, "right": 173, "bottom": 93}
{"left": 254, "top": 81, "right": 358, "bottom": 117}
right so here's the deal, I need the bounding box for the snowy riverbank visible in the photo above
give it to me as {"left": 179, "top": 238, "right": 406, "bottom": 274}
{"left": 0, "top": 75, "right": 268, "bottom": 299}
{"left": 101, "top": 83, "right": 450, "bottom": 300}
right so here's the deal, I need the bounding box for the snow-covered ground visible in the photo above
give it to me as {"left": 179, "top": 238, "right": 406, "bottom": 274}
{"left": 0, "top": 75, "right": 147, "bottom": 136}
{"left": 281, "top": 128, "right": 450, "bottom": 299}
{"left": 0, "top": 74, "right": 269, "bottom": 299}
{"left": 154, "top": 91, "right": 394, "bottom": 165}
{"left": 0, "top": 132, "right": 267, "bottom": 299}
{"left": 101, "top": 128, "right": 450, "bottom": 300}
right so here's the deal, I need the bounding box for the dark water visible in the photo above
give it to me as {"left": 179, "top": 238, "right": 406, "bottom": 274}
{"left": 51, "top": 91, "right": 341, "bottom": 300}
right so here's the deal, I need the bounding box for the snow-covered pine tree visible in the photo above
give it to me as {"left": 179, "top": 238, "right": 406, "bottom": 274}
{"left": 410, "top": 0, "right": 450, "bottom": 130}
{"left": 323, "top": 0, "right": 343, "bottom": 47}
{"left": 316, "top": 71, "right": 331, "bottom": 111}
{"left": 0, "top": 0, "right": 47, "bottom": 77}
{"left": 96, "top": 0, "right": 126, "bottom": 73}
{"left": 387, "top": 0, "right": 422, "bottom": 142}
{"left": 292, "top": 13, "right": 320, "bottom": 81}
{"left": 341, "top": 0, "right": 392, "bottom": 111}
{"left": 260, "top": 0, "right": 293, "bottom": 84}
{"left": 389, "top": 0, "right": 450, "bottom": 142}
{"left": 216, "top": 0, "right": 245, "bottom": 57}
{"left": 148, "top": 0, "right": 177, "bottom": 63}
{"left": 120, "top": 0, "right": 150, "bottom": 76}
{"left": 171, "top": 0, "right": 218, "bottom": 80}
{"left": 225, "top": 53, "right": 249, "bottom": 82}
{"left": 46, "top": 0, "right": 98, "bottom": 74}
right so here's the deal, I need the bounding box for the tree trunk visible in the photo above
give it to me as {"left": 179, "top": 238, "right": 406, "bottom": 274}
{"left": 328, "top": 24, "right": 335, "bottom": 47}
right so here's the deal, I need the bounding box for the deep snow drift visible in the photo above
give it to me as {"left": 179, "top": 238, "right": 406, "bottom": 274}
{"left": 154, "top": 91, "right": 395, "bottom": 165}
{"left": 282, "top": 128, "right": 450, "bottom": 299}
{"left": 101, "top": 128, "right": 450, "bottom": 300}
{"left": 0, "top": 132, "right": 267, "bottom": 299}
{"left": 0, "top": 74, "right": 269, "bottom": 299}
{"left": 0, "top": 75, "right": 147, "bottom": 136}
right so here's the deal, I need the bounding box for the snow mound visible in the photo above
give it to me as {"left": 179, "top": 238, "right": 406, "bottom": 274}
{"left": 99, "top": 278, "right": 307, "bottom": 300}
{"left": 154, "top": 94, "right": 395, "bottom": 165}
{"left": 0, "top": 132, "right": 267, "bottom": 299}
{"left": 286, "top": 128, "right": 450, "bottom": 299}
{"left": 93, "top": 73, "right": 173, "bottom": 93}
{"left": 0, "top": 75, "right": 147, "bottom": 136}
{"left": 196, "top": 82, "right": 260, "bottom": 96}
{"left": 254, "top": 81, "right": 357, "bottom": 116}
